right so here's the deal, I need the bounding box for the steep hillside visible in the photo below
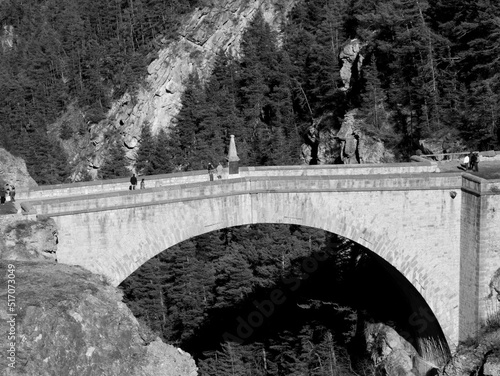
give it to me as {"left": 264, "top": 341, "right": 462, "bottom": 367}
{"left": 0, "top": 215, "right": 197, "bottom": 376}
{"left": 60, "top": 0, "right": 300, "bottom": 178}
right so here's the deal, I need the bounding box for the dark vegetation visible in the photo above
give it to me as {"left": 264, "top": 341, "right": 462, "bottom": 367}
{"left": 121, "top": 224, "right": 445, "bottom": 374}
{"left": 0, "top": 0, "right": 199, "bottom": 183}
{"left": 2, "top": 0, "right": 500, "bottom": 183}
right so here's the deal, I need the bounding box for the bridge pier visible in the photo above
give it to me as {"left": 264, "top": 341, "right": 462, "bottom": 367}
{"left": 460, "top": 174, "right": 500, "bottom": 341}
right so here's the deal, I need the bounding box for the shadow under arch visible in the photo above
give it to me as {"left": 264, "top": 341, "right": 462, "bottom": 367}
{"left": 356, "top": 247, "right": 451, "bottom": 366}
{"left": 121, "top": 216, "right": 451, "bottom": 365}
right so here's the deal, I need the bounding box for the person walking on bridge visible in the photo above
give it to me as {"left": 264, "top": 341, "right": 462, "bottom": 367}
{"left": 216, "top": 162, "right": 223, "bottom": 179}
{"left": 0, "top": 185, "right": 5, "bottom": 204}
{"left": 130, "top": 174, "right": 138, "bottom": 190}
{"left": 461, "top": 154, "right": 470, "bottom": 170}
{"left": 9, "top": 185, "right": 15, "bottom": 202}
{"left": 470, "top": 152, "right": 479, "bottom": 172}
{"left": 208, "top": 163, "right": 215, "bottom": 181}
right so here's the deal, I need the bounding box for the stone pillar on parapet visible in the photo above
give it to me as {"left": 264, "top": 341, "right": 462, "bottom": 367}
{"left": 228, "top": 135, "right": 240, "bottom": 175}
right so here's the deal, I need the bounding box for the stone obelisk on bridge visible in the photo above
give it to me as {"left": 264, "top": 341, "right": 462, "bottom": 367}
{"left": 228, "top": 135, "right": 240, "bottom": 174}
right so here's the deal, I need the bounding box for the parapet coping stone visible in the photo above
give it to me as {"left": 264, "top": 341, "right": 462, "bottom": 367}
{"left": 16, "top": 161, "right": 436, "bottom": 193}
{"left": 24, "top": 172, "right": 465, "bottom": 210}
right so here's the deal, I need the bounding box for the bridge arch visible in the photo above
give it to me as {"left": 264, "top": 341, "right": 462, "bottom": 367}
{"left": 52, "top": 185, "right": 461, "bottom": 355}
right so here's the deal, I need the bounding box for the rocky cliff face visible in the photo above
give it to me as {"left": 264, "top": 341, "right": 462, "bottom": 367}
{"left": 75, "top": 0, "right": 298, "bottom": 176}
{"left": 301, "top": 109, "right": 395, "bottom": 165}
{"left": 0, "top": 148, "right": 37, "bottom": 190}
{"left": 0, "top": 216, "right": 197, "bottom": 376}
{"left": 64, "top": 0, "right": 397, "bottom": 179}
{"left": 0, "top": 216, "right": 58, "bottom": 261}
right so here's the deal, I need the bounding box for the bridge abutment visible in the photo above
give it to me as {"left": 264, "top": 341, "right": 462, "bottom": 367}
{"left": 460, "top": 176, "right": 500, "bottom": 338}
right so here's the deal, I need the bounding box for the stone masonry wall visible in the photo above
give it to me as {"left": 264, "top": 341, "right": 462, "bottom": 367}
{"left": 49, "top": 173, "right": 464, "bottom": 355}
{"left": 478, "top": 180, "right": 500, "bottom": 325}
{"left": 16, "top": 162, "right": 439, "bottom": 201}
{"left": 459, "top": 176, "right": 482, "bottom": 341}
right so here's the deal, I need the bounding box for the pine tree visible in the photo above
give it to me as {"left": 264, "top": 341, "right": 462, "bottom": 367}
{"left": 150, "top": 128, "right": 174, "bottom": 174}
{"left": 120, "top": 254, "right": 170, "bottom": 338}
{"left": 268, "top": 332, "right": 308, "bottom": 376}
{"left": 213, "top": 250, "right": 254, "bottom": 309}
{"left": 98, "top": 139, "right": 129, "bottom": 179}
{"left": 203, "top": 50, "right": 242, "bottom": 164}
{"left": 162, "top": 240, "right": 216, "bottom": 343}
{"left": 284, "top": 0, "right": 348, "bottom": 118}
{"left": 238, "top": 11, "right": 300, "bottom": 166}
{"left": 198, "top": 342, "right": 248, "bottom": 376}
{"left": 174, "top": 72, "right": 211, "bottom": 170}
{"left": 135, "top": 122, "right": 155, "bottom": 175}
{"left": 358, "top": 55, "right": 391, "bottom": 138}
{"left": 311, "top": 330, "right": 349, "bottom": 376}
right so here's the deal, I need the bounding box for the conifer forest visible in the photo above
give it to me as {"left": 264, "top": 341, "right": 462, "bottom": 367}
{"left": 2, "top": 0, "right": 500, "bottom": 373}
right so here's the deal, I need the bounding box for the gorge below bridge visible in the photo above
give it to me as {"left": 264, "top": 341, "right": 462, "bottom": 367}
{"left": 17, "top": 160, "right": 500, "bottom": 361}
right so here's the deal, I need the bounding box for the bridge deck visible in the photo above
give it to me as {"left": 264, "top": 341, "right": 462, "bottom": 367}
{"left": 25, "top": 172, "right": 467, "bottom": 217}
{"left": 5, "top": 160, "right": 500, "bottom": 216}
{"left": 17, "top": 162, "right": 440, "bottom": 202}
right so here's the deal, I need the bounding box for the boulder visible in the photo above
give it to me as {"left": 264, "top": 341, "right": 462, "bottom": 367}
{"left": 0, "top": 214, "right": 198, "bottom": 376}
{"left": 0, "top": 261, "right": 198, "bottom": 376}
{"left": 484, "top": 352, "right": 500, "bottom": 376}
{"left": 365, "top": 322, "right": 438, "bottom": 376}
{"left": 0, "top": 216, "right": 58, "bottom": 261}
{"left": 337, "top": 110, "right": 394, "bottom": 164}
{"left": 300, "top": 109, "right": 395, "bottom": 165}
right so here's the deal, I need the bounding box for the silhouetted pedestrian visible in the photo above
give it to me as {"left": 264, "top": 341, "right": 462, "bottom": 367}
{"left": 470, "top": 152, "right": 479, "bottom": 172}
{"left": 461, "top": 154, "right": 470, "bottom": 170}
{"left": 4, "top": 183, "right": 10, "bottom": 202}
{"left": 0, "top": 186, "right": 5, "bottom": 205}
{"left": 140, "top": 179, "right": 145, "bottom": 189}
{"left": 130, "top": 174, "right": 138, "bottom": 190}
{"left": 9, "top": 185, "right": 15, "bottom": 202}
{"left": 208, "top": 163, "right": 214, "bottom": 181}
{"left": 216, "top": 162, "right": 223, "bottom": 179}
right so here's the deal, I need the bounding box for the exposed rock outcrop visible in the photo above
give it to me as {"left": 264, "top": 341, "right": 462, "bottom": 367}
{"left": 0, "top": 148, "right": 38, "bottom": 190}
{"left": 301, "top": 110, "right": 395, "bottom": 165}
{"left": 336, "top": 110, "right": 394, "bottom": 164}
{"left": 437, "top": 269, "right": 500, "bottom": 375}
{"left": 0, "top": 25, "right": 14, "bottom": 52}
{"left": 0, "top": 217, "right": 197, "bottom": 376}
{"left": 340, "top": 38, "right": 365, "bottom": 91}
{"left": 0, "top": 215, "right": 58, "bottom": 261}
{"left": 488, "top": 268, "right": 500, "bottom": 320}
{"left": 130, "top": 0, "right": 298, "bottom": 135}
{"left": 418, "top": 135, "right": 467, "bottom": 159}
{"left": 80, "top": 0, "right": 299, "bottom": 170}
{"left": 365, "top": 323, "right": 439, "bottom": 376}
{"left": 440, "top": 336, "right": 500, "bottom": 376}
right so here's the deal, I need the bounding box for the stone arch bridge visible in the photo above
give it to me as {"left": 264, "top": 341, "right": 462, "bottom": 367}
{"left": 17, "top": 161, "right": 500, "bottom": 355}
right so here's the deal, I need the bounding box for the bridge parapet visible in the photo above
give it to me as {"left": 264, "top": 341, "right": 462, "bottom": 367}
{"left": 27, "top": 172, "right": 462, "bottom": 217}
{"left": 17, "top": 162, "right": 439, "bottom": 201}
